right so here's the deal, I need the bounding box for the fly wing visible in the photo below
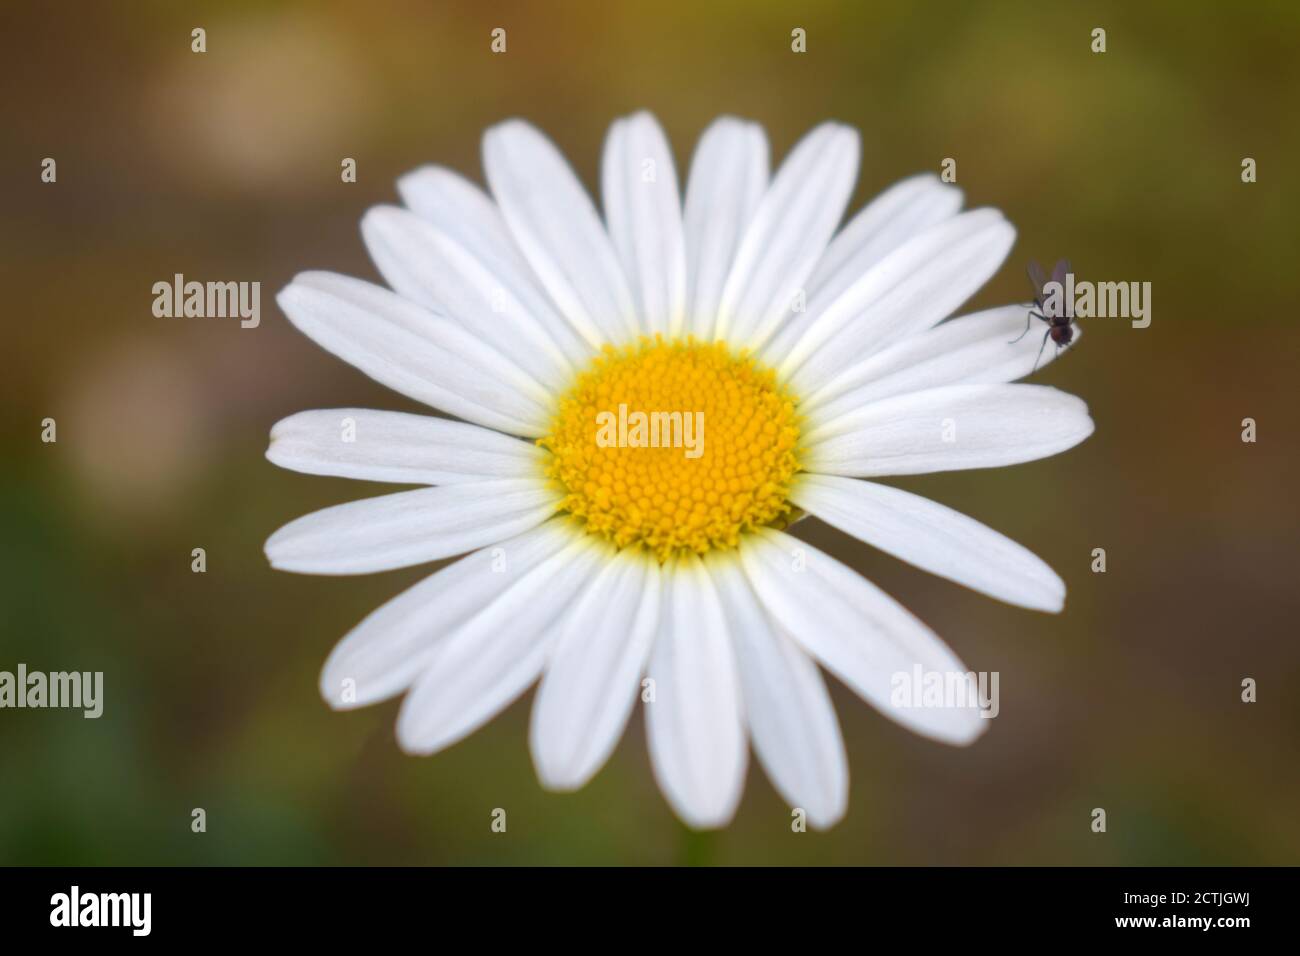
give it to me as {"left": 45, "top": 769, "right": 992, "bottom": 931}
{"left": 1026, "top": 259, "right": 1048, "bottom": 297}
{"left": 1051, "top": 258, "right": 1071, "bottom": 286}
{"left": 1051, "top": 259, "right": 1073, "bottom": 318}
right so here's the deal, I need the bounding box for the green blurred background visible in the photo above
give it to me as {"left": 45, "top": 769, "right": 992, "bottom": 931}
{"left": 3, "top": 0, "right": 1298, "bottom": 865}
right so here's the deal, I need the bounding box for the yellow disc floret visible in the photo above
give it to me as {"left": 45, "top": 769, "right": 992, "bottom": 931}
{"left": 540, "top": 337, "right": 802, "bottom": 561}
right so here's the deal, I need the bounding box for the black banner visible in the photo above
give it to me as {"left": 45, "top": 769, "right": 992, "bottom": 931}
{"left": 0, "top": 867, "right": 1282, "bottom": 941}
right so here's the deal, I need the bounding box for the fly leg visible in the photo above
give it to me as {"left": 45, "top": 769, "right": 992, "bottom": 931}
{"left": 1010, "top": 310, "right": 1047, "bottom": 344}
{"left": 1030, "top": 328, "right": 1052, "bottom": 373}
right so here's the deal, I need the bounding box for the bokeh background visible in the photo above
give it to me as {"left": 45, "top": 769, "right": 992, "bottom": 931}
{"left": 3, "top": 0, "right": 1298, "bottom": 865}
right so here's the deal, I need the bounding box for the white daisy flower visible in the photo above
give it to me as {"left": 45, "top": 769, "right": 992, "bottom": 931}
{"left": 266, "top": 113, "right": 1093, "bottom": 830}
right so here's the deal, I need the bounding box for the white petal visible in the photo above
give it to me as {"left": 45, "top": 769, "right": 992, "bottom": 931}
{"left": 267, "top": 408, "right": 546, "bottom": 485}
{"left": 264, "top": 478, "right": 560, "bottom": 575}
{"left": 707, "top": 554, "right": 847, "bottom": 829}
{"left": 530, "top": 546, "right": 660, "bottom": 790}
{"left": 714, "top": 123, "right": 859, "bottom": 348}
{"left": 740, "top": 528, "right": 986, "bottom": 745}
{"left": 760, "top": 173, "right": 962, "bottom": 360}
{"left": 802, "top": 304, "right": 1082, "bottom": 418}
{"left": 803, "top": 383, "right": 1095, "bottom": 477}
{"left": 682, "top": 117, "right": 768, "bottom": 339}
{"left": 397, "top": 165, "right": 520, "bottom": 264}
{"left": 398, "top": 166, "right": 594, "bottom": 365}
{"left": 277, "top": 272, "right": 553, "bottom": 437}
{"left": 808, "top": 173, "right": 964, "bottom": 301}
{"left": 645, "top": 553, "right": 747, "bottom": 829}
{"left": 361, "top": 205, "right": 583, "bottom": 389}
{"left": 395, "top": 163, "right": 517, "bottom": 254}
{"left": 483, "top": 119, "right": 638, "bottom": 347}
{"left": 791, "top": 473, "right": 1065, "bottom": 612}
{"left": 781, "top": 210, "right": 1016, "bottom": 395}
{"left": 319, "top": 520, "right": 573, "bottom": 709}
{"left": 397, "top": 531, "right": 604, "bottom": 755}
{"left": 602, "top": 112, "right": 687, "bottom": 337}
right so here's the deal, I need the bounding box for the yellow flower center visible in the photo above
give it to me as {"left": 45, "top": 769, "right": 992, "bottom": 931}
{"left": 540, "top": 337, "right": 802, "bottom": 561}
